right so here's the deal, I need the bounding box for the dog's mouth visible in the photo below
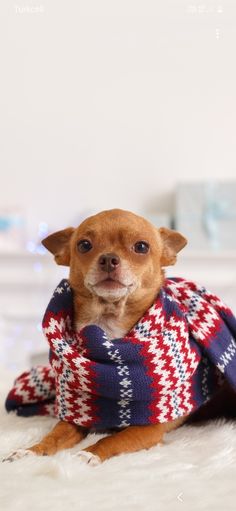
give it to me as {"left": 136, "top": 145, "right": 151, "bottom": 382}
{"left": 89, "top": 275, "right": 136, "bottom": 300}
{"left": 85, "top": 268, "right": 137, "bottom": 300}
{"left": 94, "top": 277, "right": 127, "bottom": 290}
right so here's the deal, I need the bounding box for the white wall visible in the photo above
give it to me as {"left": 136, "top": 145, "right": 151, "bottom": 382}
{"left": 0, "top": 0, "right": 235, "bottom": 233}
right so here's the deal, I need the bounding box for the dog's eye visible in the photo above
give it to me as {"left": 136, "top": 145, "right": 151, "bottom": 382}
{"left": 134, "top": 241, "right": 150, "bottom": 254}
{"left": 77, "top": 239, "right": 93, "bottom": 253}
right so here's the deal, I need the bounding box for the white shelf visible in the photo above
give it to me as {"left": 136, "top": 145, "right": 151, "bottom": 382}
{"left": 0, "top": 251, "right": 50, "bottom": 259}
{"left": 180, "top": 249, "right": 236, "bottom": 260}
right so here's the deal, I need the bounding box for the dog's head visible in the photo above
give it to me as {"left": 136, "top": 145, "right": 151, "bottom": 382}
{"left": 42, "top": 209, "right": 187, "bottom": 304}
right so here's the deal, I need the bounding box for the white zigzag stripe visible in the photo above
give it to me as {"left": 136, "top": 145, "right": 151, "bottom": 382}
{"left": 164, "top": 318, "right": 199, "bottom": 382}
{"left": 72, "top": 394, "right": 93, "bottom": 425}
{"left": 56, "top": 373, "right": 93, "bottom": 424}
{"left": 148, "top": 305, "right": 165, "bottom": 327}
{"left": 157, "top": 394, "right": 169, "bottom": 422}
{"left": 44, "top": 317, "right": 65, "bottom": 335}
{"left": 188, "top": 307, "right": 219, "bottom": 342}
{"left": 15, "top": 367, "right": 55, "bottom": 402}
{"left": 179, "top": 381, "right": 193, "bottom": 415}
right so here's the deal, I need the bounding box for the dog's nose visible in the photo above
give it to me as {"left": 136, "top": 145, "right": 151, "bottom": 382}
{"left": 98, "top": 253, "right": 120, "bottom": 273}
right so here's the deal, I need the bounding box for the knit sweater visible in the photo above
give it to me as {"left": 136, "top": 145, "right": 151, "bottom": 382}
{"left": 5, "top": 278, "right": 236, "bottom": 430}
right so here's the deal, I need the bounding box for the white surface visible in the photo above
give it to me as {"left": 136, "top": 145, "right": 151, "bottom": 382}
{"left": 0, "top": 369, "right": 236, "bottom": 511}
{"left": 0, "top": 1, "right": 236, "bottom": 231}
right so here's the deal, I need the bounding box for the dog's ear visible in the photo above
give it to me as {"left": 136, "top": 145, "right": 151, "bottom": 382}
{"left": 42, "top": 227, "right": 75, "bottom": 266}
{"left": 159, "top": 227, "right": 187, "bottom": 266}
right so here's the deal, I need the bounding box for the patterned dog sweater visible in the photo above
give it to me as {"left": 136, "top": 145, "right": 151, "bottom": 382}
{"left": 5, "top": 278, "right": 236, "bottom": 429}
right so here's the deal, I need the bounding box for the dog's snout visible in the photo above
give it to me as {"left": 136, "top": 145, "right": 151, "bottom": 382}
{"left": 98, "top": 253, "right": 120, "bottom": 273}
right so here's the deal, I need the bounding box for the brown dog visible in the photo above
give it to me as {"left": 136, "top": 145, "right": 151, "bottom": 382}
{"left": 5, "top": 209, "right": 189, "bottom": 464}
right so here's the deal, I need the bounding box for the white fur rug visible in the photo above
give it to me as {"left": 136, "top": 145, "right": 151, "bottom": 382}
{"left": 1, "top": 368, "right": 236, "bottom": 511}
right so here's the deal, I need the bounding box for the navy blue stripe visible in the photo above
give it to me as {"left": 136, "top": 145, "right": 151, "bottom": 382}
{"left": 81, "top": 325, "right": 154, "bottom": 427}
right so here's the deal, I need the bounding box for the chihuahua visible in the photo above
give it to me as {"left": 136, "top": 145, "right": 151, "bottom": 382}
{"left": 6, "top": 208, "right": 191, "bottom": 464}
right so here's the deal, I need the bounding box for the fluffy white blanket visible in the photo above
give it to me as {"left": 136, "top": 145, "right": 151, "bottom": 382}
{"left": 1, "top": 368, "right": 236, "bottom": 511}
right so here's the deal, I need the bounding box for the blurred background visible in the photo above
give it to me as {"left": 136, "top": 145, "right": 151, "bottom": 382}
{"left": 0, "top": 0, "right": 235, "bottom": 373}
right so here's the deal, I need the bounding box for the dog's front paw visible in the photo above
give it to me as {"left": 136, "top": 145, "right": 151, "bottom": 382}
{"left": 2, "top": 449, "right": 36, "bottom": 463}
{"left": 74, "top": 450, "right": 101, "bottom": 466}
